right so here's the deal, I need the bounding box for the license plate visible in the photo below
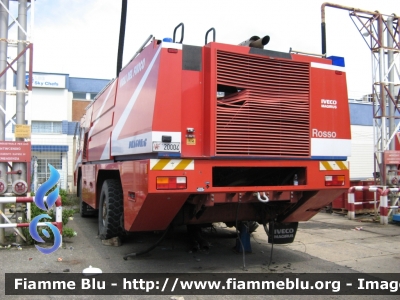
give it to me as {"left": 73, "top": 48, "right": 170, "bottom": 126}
{"left": 152, "top": 142, "right": 180, "bottom": 152}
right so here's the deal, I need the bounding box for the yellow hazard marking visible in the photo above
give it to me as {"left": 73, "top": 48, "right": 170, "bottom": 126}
{"left": 321, "top": 161, "right": 333, "bottom": 170}
{"left": 152, "top": 160, "right": 170, "bottom": 170}
{"left": 150, "top": 159, "right": 194, "bottom": 170}
{"left": 319, "top": 161, "right": 349, "bottom": 171}
{"left": 176, "top": 159, "right": 193, "bottom": 170}
{"left": 336, "top": 161, "right": 348, "bottom": 170}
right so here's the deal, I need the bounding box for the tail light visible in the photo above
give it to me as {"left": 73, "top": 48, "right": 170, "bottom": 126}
{"left": 156, "top": 177, "right": 187, "bottom": 190}
{"left": 325, "top": 175, "right": 345, "bottom": 186}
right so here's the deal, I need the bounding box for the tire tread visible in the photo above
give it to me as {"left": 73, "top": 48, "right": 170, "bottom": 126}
{"left": 99, "top": 179, "right": 123, "bottom": 239}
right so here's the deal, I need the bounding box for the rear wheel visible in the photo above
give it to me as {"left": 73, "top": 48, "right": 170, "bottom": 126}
{"left": 98, "top": 179, "right": 124, "bottom": 240}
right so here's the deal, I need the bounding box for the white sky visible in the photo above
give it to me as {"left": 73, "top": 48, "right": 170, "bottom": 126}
{"left": 5, "top": 0, "right": 399, "bottom": 99}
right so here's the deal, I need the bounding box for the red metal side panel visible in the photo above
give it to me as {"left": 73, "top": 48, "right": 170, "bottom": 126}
{"left": 152, "top": 48, "right": 182, "bottom": 132}
{"left": 309, "top": 64, "right": 351, "bottom": 159}
{"left": 181, "top": 70, "right": 204, "bottom": 157}
{"left": 90, "top": 109, "right": 114, "bottom": 138}
{"left": 310, "top": 68, "right": 350, "bottom": 138}
{"left": 121, "top": 160, "right": 189, "bottom": 231}
{"left": 120, "top": 161, "right": 145, "bottom": 230}
{"left": 89, "top": 130, "right": 111, "bottom": 161}
{"left": 81, "top": 164, "right": 96, "bottom": 208}
{"left": 111, "top": 41, "right": 162, "bottom": 156}
{"left": 89, "top": 94, "right": 114, "bottom": 161}
{"left": 87, "top": 80, "right": 118, "bottom": 161}
{"left": 117, "top": 67, "right": 159, "bottom": 138}
{"left": 91, "top": 80, "right": 117, "bottom": 123}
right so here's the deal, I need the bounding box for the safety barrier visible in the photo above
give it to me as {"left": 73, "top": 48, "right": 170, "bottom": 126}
{"left": 347, "top": 186, "right": 399, "bottom": 225}
{"left": 0, "top": 196, "right": 62, "bottom": 242}
{"left": 381, "top": 188, "right": 400, "bottom": 225}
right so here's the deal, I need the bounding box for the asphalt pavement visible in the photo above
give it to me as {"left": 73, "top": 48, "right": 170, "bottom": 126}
{"left": 0, "top": 209, "right": 399, "bottom": 300}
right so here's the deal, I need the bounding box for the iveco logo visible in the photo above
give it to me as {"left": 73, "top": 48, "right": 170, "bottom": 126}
{"left": 274, "top": 228, "right": 294, "bottom": 234}
{"left": 321, "top": 99, "right": 337, "bottom": 109}
{"left": 128, "top": 138, "right": 147, "bottom": 148}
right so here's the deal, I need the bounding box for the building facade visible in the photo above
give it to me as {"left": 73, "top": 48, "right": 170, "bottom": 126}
{"left": 6, "top": 72, "right": 109, "bottom": 192}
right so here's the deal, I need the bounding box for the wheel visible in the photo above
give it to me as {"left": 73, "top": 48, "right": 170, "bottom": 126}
{"left": 98, "top": 179, "right": 124, "bottom": 240}
{"left": 79, "top": 177, "right": 96, "bottom": 218}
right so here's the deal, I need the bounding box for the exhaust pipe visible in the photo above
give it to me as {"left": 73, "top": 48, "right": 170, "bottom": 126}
{"left": 239, "top": 35, "right": 270, "bottom": 49}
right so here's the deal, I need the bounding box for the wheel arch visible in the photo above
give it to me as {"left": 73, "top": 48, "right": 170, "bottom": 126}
{"left": 96, "top": 169, "right": 121, "bottom": 207}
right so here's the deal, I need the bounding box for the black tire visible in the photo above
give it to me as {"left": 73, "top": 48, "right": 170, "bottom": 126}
{"left": 79, "top": 177, "right": 96, "bottom": 218}
{"left": 98, "top": 179, "right": 124, "bottom": 240}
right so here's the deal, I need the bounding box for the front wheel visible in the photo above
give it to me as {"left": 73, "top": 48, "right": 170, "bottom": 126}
{"left": 98, "top": 179, "right": 124, "bottom": 240}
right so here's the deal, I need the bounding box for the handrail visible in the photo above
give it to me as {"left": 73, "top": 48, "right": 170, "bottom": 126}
{"left": 173, "top": 22, "right": 184, "bottom": 43}
{"left": 205, "top": 27, "right": 216, "bottom": 45}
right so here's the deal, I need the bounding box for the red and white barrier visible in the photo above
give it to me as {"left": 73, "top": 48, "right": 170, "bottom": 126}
{"left": 347, "top": 186, "right": 382, "bottom": 220}
{"left": 381, "top": 188, "right": 400, "bottom": 225}
{"left": 348, "top": 186, "right": 399, "bottom": 225}
{"left": 0, "top": 196, "right": 63, "bottom": 237}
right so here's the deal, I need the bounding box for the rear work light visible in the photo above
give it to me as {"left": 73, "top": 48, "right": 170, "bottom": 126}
{"left": 156, "top": 176, "right": 187, "bottom": 190}
{"left": 325, "top": 175, "right": 345, "bottom": 186}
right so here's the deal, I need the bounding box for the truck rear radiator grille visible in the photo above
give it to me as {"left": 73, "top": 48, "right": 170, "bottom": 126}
{"left": 216, "top": 50, "right": 310, "bottom": 156}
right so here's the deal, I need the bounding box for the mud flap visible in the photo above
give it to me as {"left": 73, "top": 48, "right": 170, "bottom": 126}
{"left": 267, "top": 222, "right": 298, "bottom": 244}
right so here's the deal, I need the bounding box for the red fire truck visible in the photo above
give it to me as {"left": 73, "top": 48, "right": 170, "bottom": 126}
{"left": 74, "top": 23, "right": 351, "bottom": 248}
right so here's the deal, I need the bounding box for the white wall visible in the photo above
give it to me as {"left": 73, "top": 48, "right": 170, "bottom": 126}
{"left": 348, "top": 125, "right": 375, "bottom": 180}
{"left": 30, "top": 88, "right": 69, "bottom": 121}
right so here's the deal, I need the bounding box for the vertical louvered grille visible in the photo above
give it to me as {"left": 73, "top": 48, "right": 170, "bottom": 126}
{"left": 216, "top": 50, "right": 310, "bottom": 156}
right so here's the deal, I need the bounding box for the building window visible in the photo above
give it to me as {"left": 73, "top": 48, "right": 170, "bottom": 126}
{"left": 31, "top": 121, "right": 62, "bottom": 134}
{"left": 73, "top": 92, "right": 87, "bottom": 99}
{"left": 90, "top": 93, "right": 97, "bottom": 100}
{"left": 36, "top": 157, "right": 62, "bottom": 185}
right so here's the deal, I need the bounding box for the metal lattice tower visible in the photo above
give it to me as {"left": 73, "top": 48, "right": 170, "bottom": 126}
{"left": 322, "top": 3, "right": 400, "bottom": 186}
{"left": 349, "top": 12, "right": 400, "bottom": 185}
{"left": 0, "top": 0, "right": 33, "bottom": 243}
